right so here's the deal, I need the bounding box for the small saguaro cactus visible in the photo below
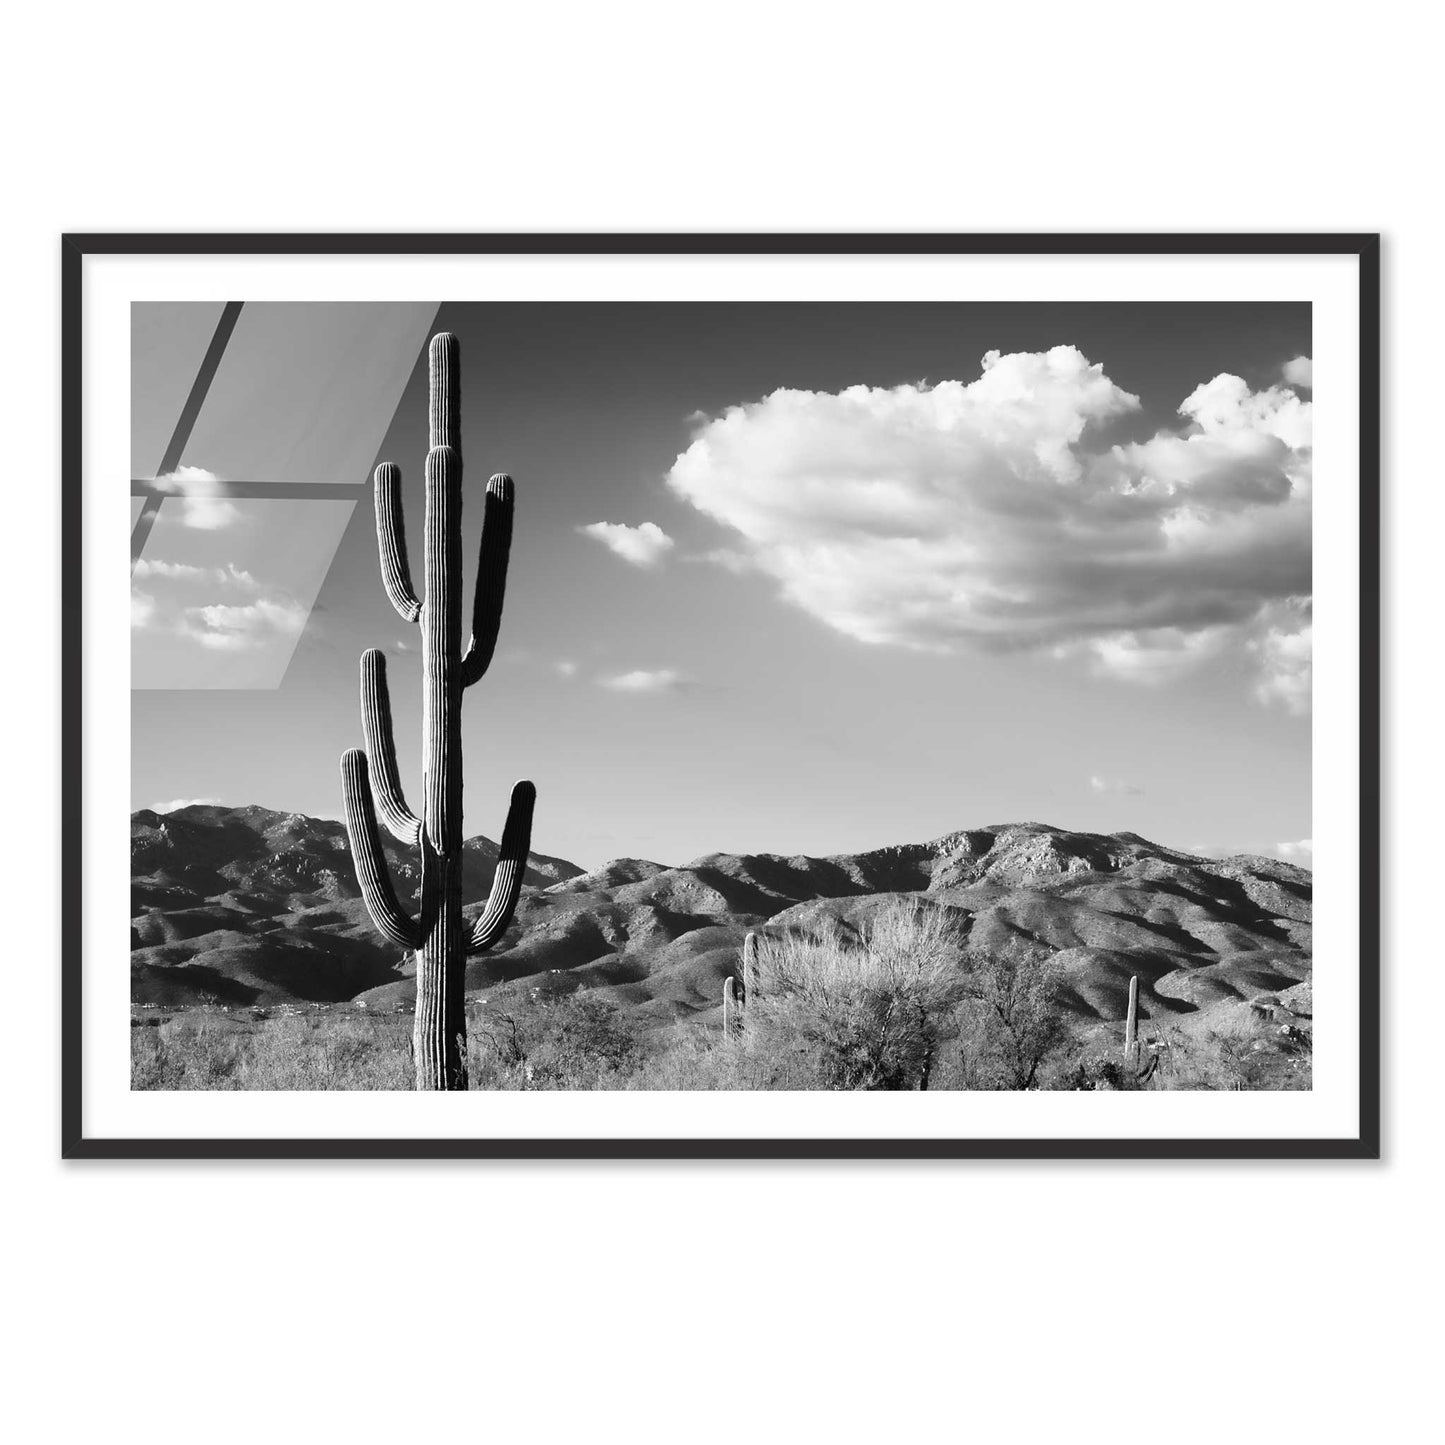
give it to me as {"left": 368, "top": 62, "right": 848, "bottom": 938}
{"left": 742, "top": 931, "right": 759, "bottom": 1007}
{"left": 340, "top": 333, "right": 534, "bottom": 1091}
{"left": 722, "top": 932, "right": 761, "bottom": 1037}
{"left": 1124, "top": 974, "right": 1139, "bottom": 1069}
{"left": 722, "top": 975, "right": 739, "bottom": 1037}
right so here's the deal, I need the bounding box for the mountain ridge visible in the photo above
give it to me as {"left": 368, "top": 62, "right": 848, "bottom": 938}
{"left": 131, "top": 806, "right": 1311, "bottom": 1039}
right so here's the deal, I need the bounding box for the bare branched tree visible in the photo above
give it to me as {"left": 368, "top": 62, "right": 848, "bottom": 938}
{"left": 955, "top": 947, "right": 1070, "bottom": 1090}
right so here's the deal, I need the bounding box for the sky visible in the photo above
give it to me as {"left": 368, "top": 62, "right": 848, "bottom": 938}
{"left": 131, "top": 301, "right": 1312, "bottom": 870}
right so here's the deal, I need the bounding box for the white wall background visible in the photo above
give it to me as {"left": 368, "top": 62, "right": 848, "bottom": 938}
{"left": 7, "top": 4, "right": 1434, "bottom": 1440}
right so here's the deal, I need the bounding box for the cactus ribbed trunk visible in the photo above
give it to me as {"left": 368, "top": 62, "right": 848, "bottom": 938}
{"left": 1124, "top": 974, "right": 1139, "bottom": 1070}
{"left": 414, "top": 852, "right": 467, "bottom": 1089}
{"left": 341, "top": 332, "right": 535, "bottom": 1092}
{"left": 416, "top": 439, "right": 464, "bottom": 1089}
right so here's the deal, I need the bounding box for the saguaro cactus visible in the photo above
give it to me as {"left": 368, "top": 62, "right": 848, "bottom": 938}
{"left": 1124, "top": 974, "right": 1139, "bottom": 1069}
{"left": 340, "top": 333, "right": 534, "bottom": 1090}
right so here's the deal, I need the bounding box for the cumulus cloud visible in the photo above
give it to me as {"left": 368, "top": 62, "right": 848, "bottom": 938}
{"left": 132, "top": 559, "right": 271, "bottom": 641}
{"left": 556, "top": 660, "right": 578, "bottom": 678}
{"left": 579, "top": 520, "right": 675, "bottom": 567}
{"left": 598, "top": 668, "right": 685, "bottom": 694}
{"left": 179, "top": 596, "right": 308, "bottom": 651}
{"left": 1282, "top": 356, "right": 1313, "bottom": 389}
{"left": 667, "top": 345, "right": 1312, "bottom": 710}
{"left": 1275, "top": 838, "right": 1313, "bottom": 861}
{"left": 150, "top": 797, "right": 220, "bottom": 813}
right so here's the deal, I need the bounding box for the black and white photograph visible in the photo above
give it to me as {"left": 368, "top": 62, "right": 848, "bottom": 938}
{"left": 21, "top": 11, "right": 1441, "bottom": 1443}
{"left": 64, "top": 237, "right": 1376, "bottom": 1154}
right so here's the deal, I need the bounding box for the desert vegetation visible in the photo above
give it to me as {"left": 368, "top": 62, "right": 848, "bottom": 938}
{"left": 132, "top": 902, "right": 1310, "bottom": 1092}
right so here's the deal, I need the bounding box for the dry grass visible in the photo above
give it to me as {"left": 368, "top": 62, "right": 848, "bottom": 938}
{"left": 132, "top": 1011, "right": 415, "bottom": 1090}
{"left": 130, "top": 907, "right": 1311, "bottom": 1092}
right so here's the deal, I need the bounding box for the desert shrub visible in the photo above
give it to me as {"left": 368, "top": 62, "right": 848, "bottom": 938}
{"left": 616, "top": 1027, "right": 798, "bottom": 1090}
{"left": 746, "top": 903, "right": 968, "bottom": 1090}
{"left": 614, "top": 1028, "right": 736, "bottom": 1089}
{"left": 952, "top": 948, "right": 1071, "bottom": 1090}
{"left": 1053, "top": 1054, "right": 1149, "bottom": 1091}
{"left": 1154, "top": 1021, "right": 1312, "bottom": 1091}
{"left": 470, "top": 992, "right": 646, "bottom": 1089}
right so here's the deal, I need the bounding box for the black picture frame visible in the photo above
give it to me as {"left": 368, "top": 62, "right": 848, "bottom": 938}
{"left": 62, "top": 232, "right": 1381, "bottom": 1160}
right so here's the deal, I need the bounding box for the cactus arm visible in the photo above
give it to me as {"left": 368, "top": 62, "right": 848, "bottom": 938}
{"left": 374, "top": 462, "right": 421, "bottom": 623}
{"left": 340, "top": 749, "right": 419, "bottom": 950}
{"left": 359, "top": 650, "right": 422, "bottom": 846}
{"left": 459, "top": 474, "right": 514, "bottom": 688}
{"left": 466, "top": 780, "right": 536, "bottom": 954}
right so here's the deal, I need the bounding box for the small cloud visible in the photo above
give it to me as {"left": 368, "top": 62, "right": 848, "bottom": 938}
{"left": 180, "top": 596, "right": 307, "bottom": 651}
{"left": 149, "top": 467, "right": 239, "bottom": 526}
{"left": 177, "top": 497, "right": 240, "bottom": 531}
{"left": 133, "top": 559, "right": 260, "bottom": 590}
{"left": 598, "top": 668, "right": 686, "bottom": 694}
{"left": 134, "top": 558, "right": 206, "bottom": 582}
{"left": 1081, "top": 627, "right": 1231, "bottom": 686}
{"left": 578, "top": 521, "right": 675, "bottom": 568}
{"left": 150, "top": 797, "right": 220, "bottom": 813}
{"left": 1200, "top": 837, "right": 1313, "bottom": 867}
{"left": 131, "top": 588, "right": 157, "bottom": 629}
{"left": 1089, "top": 774, "right": 1143, "bottom": 796}
{"left": 152, "top": 465, "right": 222, "bottom": 492}
{"left": 556, "top": 660, "right": 578, "bottom": 678}
{"left": 395, "top": 638, "right": 414, "bottom": 652}
{"left": 1282, "top": 356, "right": 1313, "bottom": 389}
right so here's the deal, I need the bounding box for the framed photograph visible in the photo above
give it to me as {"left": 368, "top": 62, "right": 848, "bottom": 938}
{"left": 62, "top": 233, "right": 1379, "bottom": 1159}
